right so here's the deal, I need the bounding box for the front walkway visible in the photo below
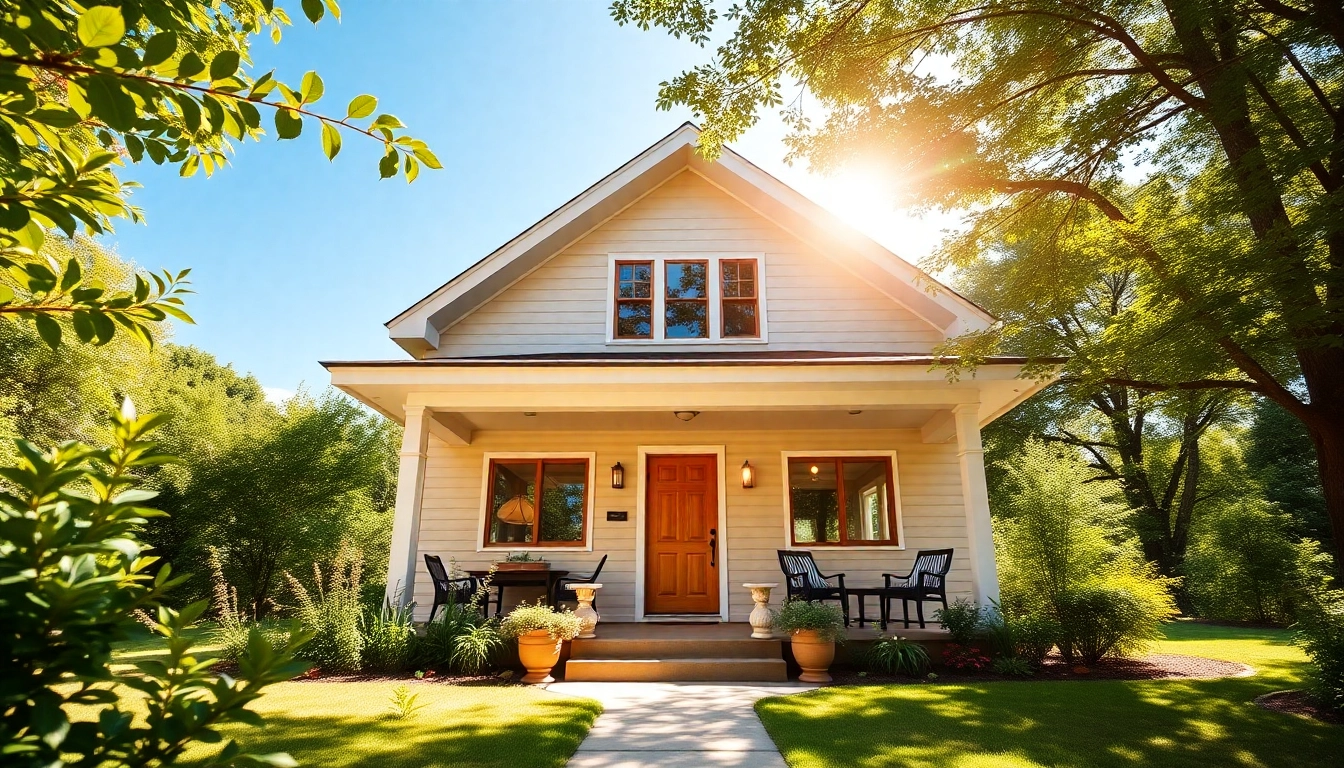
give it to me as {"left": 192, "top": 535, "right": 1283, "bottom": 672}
{"left": 546, "top": 682, "right": 815, "bottom": 767}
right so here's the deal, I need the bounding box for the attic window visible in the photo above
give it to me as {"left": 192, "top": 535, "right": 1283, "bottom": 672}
{"left": 607, "top": 253, "right": 767, "bottom": 343}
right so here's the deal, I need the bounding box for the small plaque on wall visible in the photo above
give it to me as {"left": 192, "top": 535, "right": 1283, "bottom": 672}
{"left": 606, "top": 510, "right": 629, "bottom": 522}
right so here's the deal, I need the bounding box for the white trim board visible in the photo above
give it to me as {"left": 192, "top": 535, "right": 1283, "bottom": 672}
{"left": 634, "top": 445, "right": 730, "bottom": 622}
{"left": 475, "top": 452, "right": 597, "bottom": 553}
{"left": 779, "top": 450, "right": 906, "bottom": 551}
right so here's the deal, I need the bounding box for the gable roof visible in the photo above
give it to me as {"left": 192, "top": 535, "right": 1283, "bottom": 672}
{"left": 386, "top": 122, "right": 995, "bottom": 357}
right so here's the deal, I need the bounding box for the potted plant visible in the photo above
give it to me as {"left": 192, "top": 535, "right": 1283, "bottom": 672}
{"left": 495, "top": 552, "right": 549, "bottom": 572}
{"left": 499, "top": 600, "right": 583, "bottom": 683}
{"left": 773, "top": 599, "right": 846, "bottom": 682}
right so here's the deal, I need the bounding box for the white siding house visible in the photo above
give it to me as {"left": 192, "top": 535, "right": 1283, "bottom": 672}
{"left": 325, "top": 123, "right": 1049, "bottom": 630}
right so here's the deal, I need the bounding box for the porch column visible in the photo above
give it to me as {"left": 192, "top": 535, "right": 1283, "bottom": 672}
{"left": 386, "top": 404, "right": 430, "bottom": 606}
{"left": 953, "top": 404, "right": 1001, "bottom": 607}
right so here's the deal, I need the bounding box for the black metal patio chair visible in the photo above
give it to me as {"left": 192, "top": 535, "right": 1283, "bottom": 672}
{"left": 550, "top": 554, "right": 608, "bottom": 610}
{"left": 881, "top": 548, "right": 954, "bottom": 629}
{"left": 778, "top": 550, "right": 850, "bottom": 627}
{"left": 424, "top": 554, "right": 482, "bottom": 622}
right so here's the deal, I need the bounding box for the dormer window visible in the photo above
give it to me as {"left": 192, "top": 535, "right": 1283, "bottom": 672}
{"left": 608, "top": 253, "right": 767, "bottom": 343}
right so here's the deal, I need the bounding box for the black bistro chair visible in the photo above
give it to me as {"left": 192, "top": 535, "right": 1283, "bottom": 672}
{"left": 550, "top": 554, "right": 608, "bottom": 610}
{"left": 777, "top": 550, "right": 850, "bottom": 627}
{"left": 881, "top": 548, "right": 954, "bottom": 629}
{"left": 424, "top": 554, "right": 481, "bottom": 622}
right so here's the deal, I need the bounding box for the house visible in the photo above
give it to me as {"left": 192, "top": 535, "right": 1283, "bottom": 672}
{"left": 323, "top": 123, "right": 1048, "bottom": 636}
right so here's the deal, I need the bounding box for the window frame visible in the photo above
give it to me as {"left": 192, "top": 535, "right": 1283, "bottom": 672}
{"left": 613, "top": 259, "right": 654, "bottom": 339}
{"left": 605, "top": 253, "right": 768, "bottom": 344}
{"left": 779, "top": 451, "right": 904, "bottom": 549}
{"left": 477, "top": 452, "right": 596, "bottom": 552}
{"left": 719, "top": 258, "right": 760, "bottom": 339}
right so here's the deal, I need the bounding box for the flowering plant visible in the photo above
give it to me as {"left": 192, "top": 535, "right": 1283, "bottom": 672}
{"left": 942, "top": 643, "right": 993, "bottom": 671}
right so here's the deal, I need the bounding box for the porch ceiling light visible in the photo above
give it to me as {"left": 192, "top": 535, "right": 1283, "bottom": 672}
{"left": 612, "top": 462, "right": 625, "bottom": 489}
{"left": 496, "top": 495, "right": 535, "bottom": 525}
{"left": 674, "top": 410, "right": 700, "bottom": 422}
{"left": 741, "top": 460, "right": 755, "bottom": 489}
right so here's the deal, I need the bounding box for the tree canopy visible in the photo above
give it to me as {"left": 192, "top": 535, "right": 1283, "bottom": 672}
{"left": 614, "top": 0, "right": 1344, "bottom": 564}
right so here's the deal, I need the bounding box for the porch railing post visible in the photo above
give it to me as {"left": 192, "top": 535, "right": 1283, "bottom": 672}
{"left": 387, "top": 404, "right": 430, "bottom": 609}
{"left": 953, "top": 404, "right": 1001, "bottom": 607}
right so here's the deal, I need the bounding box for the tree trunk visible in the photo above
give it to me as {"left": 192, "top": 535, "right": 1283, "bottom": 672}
{"left": 1306, "top": 416, "right": 1344, "bottom": 571}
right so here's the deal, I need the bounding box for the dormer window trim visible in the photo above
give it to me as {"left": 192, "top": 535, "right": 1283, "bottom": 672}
{"left": 605, "top": 253, "right": 769, "bottom": 345}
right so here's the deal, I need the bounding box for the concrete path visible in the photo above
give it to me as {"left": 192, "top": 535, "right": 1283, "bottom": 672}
{"left": 546, "top": 682, "right": 815, "bottom": 767}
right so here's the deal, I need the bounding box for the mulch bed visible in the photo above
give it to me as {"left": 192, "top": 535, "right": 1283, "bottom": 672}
{"left": 288, "top": 669, "right": 516, "bottom": 686}
{"left": 826, "top": 651, "right": 1251, "bottom": 686}
{"left": 1255, "top": 690, "right": 1342, "bottom": 725}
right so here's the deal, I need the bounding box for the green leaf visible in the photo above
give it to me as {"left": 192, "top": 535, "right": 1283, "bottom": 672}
{"left": 0, "top": 284, "right": 13, "bottom": 305}
{"left": 210, "top": 50, "right": 241, "bottom": 82}
{"left": 404, "top": 153, "right": 419, "bottom": 182}
{"left": 142, "top": 31, "right": 178, "bottom": 67}
{"left": 321, "top": 122, "right": 341, "bottom": 160}
{"left": 180, "top": 154, "right": 199, "bottom": 177}
{"left": 85, "top": 75, "right": 136, "bottom": 132}
{"left": 29, "top": 107, "right": 82, "bottom": 128}
{"left": 301, "top": 0, "right": 325, "bottom": 23}
{"left": 379, "top": 148, "right": 399, "bottom": 179}
{"left": 275, "top": 108, "right": 303, "bottom": 140}
{"left": 72, "top": 311, "right": 96, "bottom": 343}
{"left": 346, "top": 94, "right": 377, "bottom": 119}
{"left": 177, "top": 52, "right": 205, "bottom": 80}
{"left": 91, "top": 311, "right": 115, "bottom": 343}
{"left": 370, "top": 114, "right": 404, "bottom": 130}
{"left": 33, "top": 314, "right": 61, "bottom": 349}
{"left": 78, "top": 6, "right": 126, "bottom": 48}
{"left": 413, "top": 146, "right": 442, "bottom": 170}
{"left": 300, "top": 71, "right": 324, "bottom": 104}
{"left": 60, "top": 257, "right": 82, "bottom": 292}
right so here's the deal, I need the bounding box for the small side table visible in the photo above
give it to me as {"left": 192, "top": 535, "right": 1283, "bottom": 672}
{"left": 848, "top": 587, "right": 889, "bottom": 630}
{"left": 742, "top": 582, "right": 779, "bottom": 639}
{"left": 573, "top": 583, "right": 603, "bottom": 639}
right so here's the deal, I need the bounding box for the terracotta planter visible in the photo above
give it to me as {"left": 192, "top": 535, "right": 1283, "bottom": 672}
{"left": 791, "top": 629, "right": 836, "bottom": 683}
{"left": 496, "top": 562, "right": 549, "bottom": 572}
{"left": 516, "top": 629, "right": 563, "bottom": 683}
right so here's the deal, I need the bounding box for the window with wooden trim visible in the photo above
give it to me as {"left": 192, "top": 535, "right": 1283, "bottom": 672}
{"left": 787, "top": 456, "right": 899, "bottom": 546}
{"left": 485, "top": 458, "right": 589, "bottom": 546}
{"left": 720, "top": 259, "right": 759, "bottom": 338}
{"left": 614, "top": 260, "right": 653, "bottom": 339}
{"left": 664, "top": 260, "right": 709, "bottom": 338}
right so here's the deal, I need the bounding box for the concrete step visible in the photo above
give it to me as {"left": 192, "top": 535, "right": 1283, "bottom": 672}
{"left": 563, "top": 657, "right": 788, "bottom": 682}
{"left": 570, "top": 637, "right": 782, "bottom": 660}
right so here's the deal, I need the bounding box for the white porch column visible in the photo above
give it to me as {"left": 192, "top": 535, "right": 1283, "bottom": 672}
{"left": 386, "top": 405, "right": 430, "bottom": 606}
{"left": 953, "top": 404, "right": 1001, "bottom": 607}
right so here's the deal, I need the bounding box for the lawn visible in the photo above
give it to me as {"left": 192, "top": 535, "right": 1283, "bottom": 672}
{"left": 70, "top": 630, "right": 603, "bottom": 768}
{"left": 756, "top": 622, "right": 1343, "bottom": 768}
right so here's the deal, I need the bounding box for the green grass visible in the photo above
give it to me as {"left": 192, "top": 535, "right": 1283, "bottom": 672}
{"left": 756, "top": 622, "right": 1343, "bottom": 768}
{"left": 75, "top": 629, "right": 603, "bottom": 768}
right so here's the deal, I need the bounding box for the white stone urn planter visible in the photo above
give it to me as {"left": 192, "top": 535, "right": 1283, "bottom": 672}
{"left": 742, "top": 582, "right": 778, "bottom": 639}
{"left": 573, "top": 583, "right": 603, "bottom": 639}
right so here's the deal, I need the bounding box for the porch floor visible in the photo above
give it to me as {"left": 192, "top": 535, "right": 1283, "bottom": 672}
{"left": 589, "top": 621, "right": 951, "bottom": 643}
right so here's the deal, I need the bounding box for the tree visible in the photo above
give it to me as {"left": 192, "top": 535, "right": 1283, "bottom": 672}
{"left": 0, "top": 0, "right": 437, "bottom": 347}
{"left": 1247, "top": 396, "right": 1331, "bottom": 545}
{"left": 169, "top": 392, "right": 398, "bottom": 616}
{"left": 613, "top": 0, "right": 1344, "bottom": 566}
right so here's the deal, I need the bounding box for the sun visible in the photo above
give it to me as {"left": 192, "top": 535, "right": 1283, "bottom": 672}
{"left": 799, "top": 163, "right": 954, "bottom": 264}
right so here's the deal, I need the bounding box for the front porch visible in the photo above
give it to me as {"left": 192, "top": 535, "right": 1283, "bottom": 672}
{"left": 560, "top": 621, "right": 952, "bottom": 682}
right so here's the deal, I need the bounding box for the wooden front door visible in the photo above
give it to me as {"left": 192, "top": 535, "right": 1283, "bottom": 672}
{"left": 645, "top": 455, "right": 720, "bottom": 614}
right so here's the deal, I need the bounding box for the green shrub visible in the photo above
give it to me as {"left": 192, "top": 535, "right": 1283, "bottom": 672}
{"left": 1294, "top": 585, "right": 1344, "bottom": 714}
{"left": 864, "top": 636, "right": 930, "bottom": 675}
{"left": 452, "top": 622, "right": 506, "bottom": 674}
{"left": 1012, "top": 611, "right": 1061, "bottom": 665}
{"left": 935, "top": 598, "right": 983, "bottom": 644}
{"left": 1187, "top": 499, "right": 1329, "bottom": 624}
{"left": 1056, "top": 582, "right": 1174, "bottom": 664}
{"left": 995, "top": 441, "right": 1178, "bottom": 662}
{"left": 361, "top": 599, "right": 416, "bottom": 674}
{"left": 499, "top": 600, "right": 583, "bottom": 641}
{"left": 993, "top": 656, "right": 1035, "bottom": 676}
{"left": 771, "top": 599, "right": 847, "bottom": 642}
{"left": 286, "top": 545, "right": 365, "bottom": 674}
{"left": 0, "top": 404, "right": 310, "bottom": 766}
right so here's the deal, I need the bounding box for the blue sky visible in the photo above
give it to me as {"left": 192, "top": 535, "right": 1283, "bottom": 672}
{"left": 107, "top": 1, "right": 949, "bottom": 399}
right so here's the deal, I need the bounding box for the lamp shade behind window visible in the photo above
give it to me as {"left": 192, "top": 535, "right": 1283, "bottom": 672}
{"left": 496, "top": 495, "right": 535, "bottom": 525}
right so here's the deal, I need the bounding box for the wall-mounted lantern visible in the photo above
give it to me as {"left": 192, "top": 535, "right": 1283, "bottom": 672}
{"left": 741, "top": 460, "right": 755, "bottom": 489}
{"left": 611, "top": 462, "right": 625, "bottom": 489}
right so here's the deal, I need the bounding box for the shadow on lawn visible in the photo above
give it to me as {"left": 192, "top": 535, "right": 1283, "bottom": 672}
{"left": 757, "top": 676, "right": 1344, "bottom": 768}
{"left": 203, "top": 698, "right": 597, "bottom": 768}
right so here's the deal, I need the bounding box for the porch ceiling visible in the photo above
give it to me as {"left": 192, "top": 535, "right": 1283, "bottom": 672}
{"left": 452, "top": 408, "right": 938, "bottom": 432}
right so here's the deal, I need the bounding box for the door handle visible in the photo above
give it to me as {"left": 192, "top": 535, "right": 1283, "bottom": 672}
{"left": 709, "top": 528, "right": 717, "bottom": 567}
